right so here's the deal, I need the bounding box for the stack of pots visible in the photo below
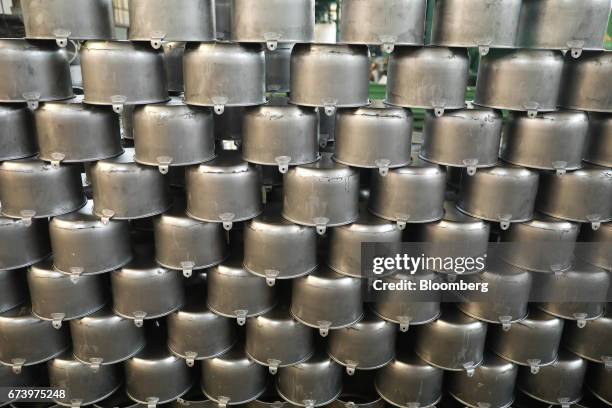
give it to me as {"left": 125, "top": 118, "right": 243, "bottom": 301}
{"left": 0, "top": 1, "right": 611, "bottom": 408}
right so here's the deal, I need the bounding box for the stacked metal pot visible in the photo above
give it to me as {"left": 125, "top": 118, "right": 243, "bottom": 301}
{"left": 0, "top": 0, "right": 611, "bottom": 408}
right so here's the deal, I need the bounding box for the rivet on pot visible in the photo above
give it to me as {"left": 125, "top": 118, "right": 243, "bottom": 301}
{"left": 558, "top": 397, "right": 570, "bottom": 408}
{"left": 314, "top": 217, "right": 329, "bottom": 235}
{"left": 267, "top": 358, "right": 281, "bottom": 375}
{"left": 275, "top": 156, "right": 291, "bottom": 174}
{"left": 89, "top": 357, "right": 103, "bottom": 372}
{"left": 218, "top": 396, "right": 230, "bottom": 408}
{"left": 303, "top": 399, "right": 316, "bottom": 408}
{"left": 180, "top": 261, "right": 195, "bottom": 278}
{"left": 552, "top": 161, "right": 568, "bottom": 176}
{"left": 587, "top": 214, "right": 602, "bottom": 230}
{"left": 147, "top": 396, "right": 160, "bottom": 408}
{"left": 379, "top": 35, "right": 397, "bottom": 54}
{"left": 212, "top": 97, "right": 229, "bottom": 115}
{"left": 185, "top": 351, "right": 197, "bottom": 367}
{"left": 69, "top": 267, "right": 84, "bottom": 284}
{"left": 133, "top": 311, "right": 147, "bottom": 327}
{"left": 70, "top": 398, "right": 83, "bottom": 408}
{"left": 50, "top": 152, "right": 66, "bottom": 169}
{"left": 264, "top": 269, "right": 279, "bottom": 287}
{"left": 499, "top": 315, "right": 512, "bottom": 332}
{"left": 478, "top": 45, "right": 490, "bottom": 56}
{"left": 100, "top": 209, "right": 115, "bottom": 225}
{"left": 464, "top": 362, "right": 476, "bottom": 377}
{"left": 528, "top": 359, "right": 541, "bottom": 374}
{"left": 11, "top": 358, "right": 25, "bottom": 374}
{"left": 463, "top": 159, "right": 479, "bottom": 176}
{"left": 23, "top": 92, "right": 41, "bottom": 111}
{"left": 235, "top": 309, "right": 248, "bottom": 326}
{"left": 51, "top": 312, "right": 66, "bottom": 329}
{"left": 603, "top": 356, "right": 612, "bottom": 370}
{"left": 156, "top": 156, "right": 173, "bottom": 174}
{"left": 498, "top": 214, "right": 512, "bottom": 230}
{"left": 150, "top": 31, "right": 166, "bottom": 49}
{"left": 220, "top": 213, "right": 236, "bottom": 231}
{"left": 398, "top": 316, "right": 411, "bottom": 332}
{"left": 52, "top": 29, "right": 71, "bottom": 48}
{"left": 345, "top": 360, "right": 358, "bottom": 376}
{"left": 318, "top": 320, "right": 332, "bottom": 337}
{"left": 375, "top": 159, "right": 391, "bottom": 176}
{"left": 264, "top": 32, "right": 281, "bottom": 51}
{"left": 111, "top": 95, "right": 128, "bottom": 114}
{"left": 574, "top": 313, "right": 588, "bottom": 328}
{"left": 19, "top": 210, "right": 36, "bottom": 227}
{"left": 567, "top": 40, "right": 585, "bottom": 59}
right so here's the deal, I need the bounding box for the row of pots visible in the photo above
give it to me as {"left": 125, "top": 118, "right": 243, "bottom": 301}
{"left": 1, "top": 298, "right": 611, "bottom": 408}
{"left": 1, "top": 38, "right": 611, "bottom": 115}
{"left": 19, "top": 0, "right": 612, "bottom": 56}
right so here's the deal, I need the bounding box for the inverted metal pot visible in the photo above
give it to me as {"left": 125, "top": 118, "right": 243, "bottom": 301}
{"left": 245, "top": 303, "right": 315, "bottom": 374}
{"left": 0, "top": 39, "right": 73, "bottom": 107}
{"left": 201, "top": 343, "right": 268, "bottom": 406}
{"left": 430, "top": 0, "right": 521, "bottom": 52}
{"left": 49, "top": 352, "right": 121, "bottom": 407}
{"left": 414, "top": 305, "right": 488, "bottom": 374}
{"left": 447, "top": 353, "right": 518, "bottom": 408}
{"left": 0, "top": 269, "right": 27, "bottom": 313}
{"left": 374, "top": 349, "right": 443, "bottom": 408}
{"left": 420, "top": 107, "right": 502, "bottom": 171}
{"left": 207, "top": 256, "right": 277, "bottom": 325}
{"left": 291, "top": 265, "right": 363, "bottom": 336}
{"left": 49, "top": 200, "right": 132, "bottom": 275}
{"left": 536, "top": 167, "right": 612, "bottom": 228}
{"left": 488, "top": 308, "right": 564, "bottom": 373}
{"left": 126, "top": 345, "right": 193, "bottom": 405}
{"left": 385, "top": 47, "right": 469, "bottom": 114}
{"left": 327, "top": 209, "right": 402, "bottom": 278}
{"left": 0, "top": 104, "right": 37, "bottom": 161}
{"left": 111, "top": 254, "right": 185, "bottom": 325}
{"left": 168, "top": 291, "right": 237, "bottom": 365}
{"left": 577, "top": 222, "right": 612, "bottom": 271}
{"left": 327, "top": 310, "right": 396, "bottom": 374}
{"left": 560, "top": 50, "right": 612, "bottom": 113}
{"left": 134, "top": 97, "right": 216, "bottom": 170}
{"left": 265, "top": 43, "right": 292, "bottom": 93}
{"left": 0, "top": 217, "right": 50, "bottom": 270}
{"left": 532, "top": 262, "right": 610, "bottom": 325}
{"left": 91, "top": 148, "right": 171, "bottom": 220}
{"left": 333, "top": 102, "right": 413, "bottom": 170}
{"left": 584, "top": 113, "right": 612, "bottom": 167}
{"left": 0, "top": 305, "right": 70, "bottom": 370}
{"left": 230, "top": 0, "right": 314, "bottom": 49}
{"left": 368, "top": 156, "right": 446, "bottom": 228}
{"left": 417, "top": 202, "right": 490, "bottom": 274}
{"left": 242, "top": 103, "right": 319, "bottom": 170}
{"left": 289, "top": 44, "right": 370, "bottom": 114}
{"left": 0, "top": 160, "right": 85, "bottom": 220}
{"left": 128, "top": 0, "right": 215, "bottom": 46}
{"left": 517, "top": 349, "right": 586, "bottom": 407}
{"left": 282, "top": 153, "right": 359, "bottom": 232}
{"left": 185, "top": 152, "right": 262, "bottom": 228}
{"left": 80, "top": 41, "right": 168, "bottom": 110}
{"left": 276, "top": 352, "right": 343, "bottom": 407}
{"left": 184, "top": 42, "right": 265, "bottom": 113}
{"left": 455, "top": 261, "right": 532, "bottom": 327}
{"left": 70, "top": 306, "right": 146, "bottom": 367}
{"left": 475, "top": 49, "right": 564, "bottom": 115}
{"left": 243, "top": 206, "right": 317, "bottom": 284}
{"left": 499, "top": 214, "right": 579, "bottom": 273}
{"left": 586, "top": 359, "right": 612, "bottom": 405}
{"left": 457, "top": 164, "right": 539, "bottom": 229}
{"left": 35, "top": 95, "right": 123, "bottom": 163}
{"left": 339, "top": 0, "right": 426, "bottom": 51}
{"left": 163, "top": 42, "right": 185, "bottom": 94}
{"left": 371, "top": 271, "right": 442, "bottom": 331}
{"left": 27, "top": 258, "right": 107, "bottom": 327}
{"left": 154, "top": 205, "right": 227, "bottom": 277}
{"left": 516, "top": 0, "right": 611, "bottom": 54}
{"left": 564, "top": 306, "right": 612, "bottom": 363}
{"left": 500, "top": 110, "right": 589, "bottom": 172}
{"left": 22, "top": 0, "right": 115, "bottom": 44}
